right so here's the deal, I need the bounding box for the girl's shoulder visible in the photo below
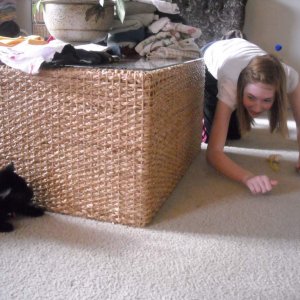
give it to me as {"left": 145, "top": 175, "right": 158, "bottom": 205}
{"left": 204, "top": 38, "right": 265, "bottom": 78}
{"left": 282, "top": 63, "right": 299, "bottom": 93}
{"left": 205, "top": 38, "right": 264, "bottom": 58}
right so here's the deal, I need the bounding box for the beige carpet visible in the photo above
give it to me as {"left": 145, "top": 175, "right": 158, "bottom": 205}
{"left": 1, "top": 113, "right": 300, "bottom": 300}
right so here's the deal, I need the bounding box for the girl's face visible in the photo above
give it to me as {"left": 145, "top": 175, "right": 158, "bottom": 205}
{"left": 242, "top": 82, "right": 275, "bottom": 118}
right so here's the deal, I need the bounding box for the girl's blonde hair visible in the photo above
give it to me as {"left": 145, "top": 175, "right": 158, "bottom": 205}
{"left": 236, "top": 54, "right": 289, "bottom": 137}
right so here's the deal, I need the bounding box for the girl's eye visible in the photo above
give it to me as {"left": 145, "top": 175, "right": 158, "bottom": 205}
{"left": 264, "top": 98, "right": 273, "bottom": 103}
{"left": 247, "top": 95, "right": 255, "bottom": 100}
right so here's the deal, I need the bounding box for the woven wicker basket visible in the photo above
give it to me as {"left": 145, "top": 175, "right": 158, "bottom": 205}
{"left": 0, "top": 59, "right": 204, "bottom": 226}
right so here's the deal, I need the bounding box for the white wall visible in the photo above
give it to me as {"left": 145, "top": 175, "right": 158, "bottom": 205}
{"left": 244, "top": 0, "right": 300, "bottom": 74}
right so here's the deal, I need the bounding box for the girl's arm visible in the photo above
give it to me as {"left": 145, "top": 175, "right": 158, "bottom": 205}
{"left": 288, "top": 82, "right": 300, "bottom": 169}
{"left": 206, "top": 100, "right": 278, "bottom": 194}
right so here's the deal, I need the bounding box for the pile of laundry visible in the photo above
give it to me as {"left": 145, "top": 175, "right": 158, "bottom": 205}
{"left": 0, "top": 0, "right": 20, "bottom": 37}
{"left": 0, "top": 35, "right": 118, "bottom": 74}
{"left": 0, "top": 0, "right": 202, "bottom": 74}
{"left": 107, "top": 0, "right": 202, "bottom": 59}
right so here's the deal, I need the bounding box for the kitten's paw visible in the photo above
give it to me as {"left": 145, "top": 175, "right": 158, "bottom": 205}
{"left": 0, "top": 222, "right": 14, "bottom": 232}
{"left": 31, "top": 207, "right": 45, "bottom": 217}
{"left": 19, "top": 206, "right": 45, "bottom": 217}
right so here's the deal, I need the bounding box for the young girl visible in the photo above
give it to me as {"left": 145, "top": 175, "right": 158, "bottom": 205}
{"left": 202, "top": 38, "right": 300, "bottom": 195}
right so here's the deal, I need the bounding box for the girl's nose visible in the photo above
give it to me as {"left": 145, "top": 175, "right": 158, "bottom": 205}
{"left": 252, "top": 102, "right": 263, "bottom": 113}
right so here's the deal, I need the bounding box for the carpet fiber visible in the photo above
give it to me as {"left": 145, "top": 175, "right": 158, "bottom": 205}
{"left": 1, "top": 113, "right": 300, "bottom": 300}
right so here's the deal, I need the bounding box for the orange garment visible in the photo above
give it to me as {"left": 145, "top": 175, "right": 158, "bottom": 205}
{"left": 0, "top": 35, "right": 47, "bottom": 47}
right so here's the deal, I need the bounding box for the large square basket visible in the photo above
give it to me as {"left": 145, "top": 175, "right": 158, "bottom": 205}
{"left": 0, "top": 59, "right": 204, "bottom": 226}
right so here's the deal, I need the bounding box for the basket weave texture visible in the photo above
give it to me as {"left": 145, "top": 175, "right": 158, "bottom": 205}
{"left": 0, "top": 60, "right": 204, "bottom": 226}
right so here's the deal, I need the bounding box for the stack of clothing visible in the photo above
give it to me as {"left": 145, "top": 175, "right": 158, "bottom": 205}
{"left": 0, "top": 0, "right": 19, "bottom": 37}
{"left": 107, "top": 0, "right": 201, "bottom": 59}
{"left": 107, "top": 1, "right": 158, "bottom": 52}
{"left": 0, "top": 35, "right": 119, "bottom": 74}
{"left": 135, "top": 16, "right": 201, "bottom": 59}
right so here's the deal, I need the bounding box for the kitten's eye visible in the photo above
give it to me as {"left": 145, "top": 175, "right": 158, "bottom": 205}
{"left": 0, "top": 188, "right": 12, "bottom": 199}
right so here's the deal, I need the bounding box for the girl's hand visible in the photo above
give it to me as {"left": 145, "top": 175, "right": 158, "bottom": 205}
{"left": 244, "top": 175, "right": 278, "bottom": 195}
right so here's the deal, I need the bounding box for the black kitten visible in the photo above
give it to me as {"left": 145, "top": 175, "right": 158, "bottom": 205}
{"left": 0, "top": 163, "right": 44, "bottom": 232}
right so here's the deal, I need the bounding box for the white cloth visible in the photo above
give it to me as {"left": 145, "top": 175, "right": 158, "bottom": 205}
{"left": 203, "top": 38, "right": 299, "bottom": 110}
{"left": 135, "top": 31, "right": 200, "bottom": 59}
{"left": 147, "top": 38, "right": 200, "bottom": 59}
{"left": 136, "top": 32, "right": 176, "bottom": 55}
{"left": 149, "top": 17, "right": 201, "bottom": 38}
{"left": 133, "top": 0, "right": 179, "bottom": 14}
{"left": 74, "top": 43, "right": 109, "bottom": 52}
{"left": 148, "top": 17, "right": 169, "bottom": 33}
{"left": 135, "top": 16, "right": 201, "bottom": 59}
{"left": 0, "top": 39, "right": 66, "bottom": 74}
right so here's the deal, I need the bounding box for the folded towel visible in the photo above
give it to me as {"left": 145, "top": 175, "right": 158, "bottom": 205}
{"left": 149, "top": 17, "right": 201, "bottom": 38}
{"left": 135, "top": 31, "right": 173, "bottom": 55}
{"left": 135, "top": 18, "right": 201, "bottom": 59}
{"left": 147, "top": 46, "right": 200, "bottom": 59}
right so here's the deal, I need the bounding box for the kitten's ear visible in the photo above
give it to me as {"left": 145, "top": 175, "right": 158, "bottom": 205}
{"left": 4, "top": 162, "right": 15, "bottom": 172}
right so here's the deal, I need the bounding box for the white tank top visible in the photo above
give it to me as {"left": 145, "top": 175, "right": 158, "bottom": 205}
{"left": 203, "top": 38, "right": 299, "bottom": 110}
